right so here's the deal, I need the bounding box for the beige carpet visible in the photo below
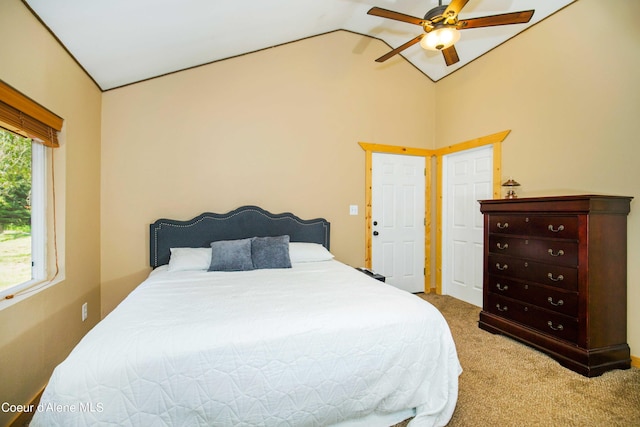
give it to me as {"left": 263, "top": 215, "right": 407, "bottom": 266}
{"left": 401, "top": 293, "right": 640, "bottom": 427}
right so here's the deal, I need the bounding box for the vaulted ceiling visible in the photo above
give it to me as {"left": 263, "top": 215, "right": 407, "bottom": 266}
{"left": 24, "top": 0, "right": 575, "bottom": 91}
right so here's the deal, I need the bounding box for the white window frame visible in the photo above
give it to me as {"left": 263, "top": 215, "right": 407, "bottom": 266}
{"left": 30, "top": 141, "right": 46, "bottom": 283}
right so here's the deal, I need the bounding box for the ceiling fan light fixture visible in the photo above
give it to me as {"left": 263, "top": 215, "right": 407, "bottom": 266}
{"left": 420, "top": 26, "right": 460, "bottom": 51}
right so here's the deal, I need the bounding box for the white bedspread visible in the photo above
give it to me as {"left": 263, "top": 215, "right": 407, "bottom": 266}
{"left": 32, "top": 260, "right": 461, "bottom": 426}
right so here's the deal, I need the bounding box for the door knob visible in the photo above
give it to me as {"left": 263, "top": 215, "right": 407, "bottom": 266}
{"left": 373, "top": 221, "right": 378, "bottom": 226}
{"left": 373, "top": 231, "right": 379, "bottom": 236}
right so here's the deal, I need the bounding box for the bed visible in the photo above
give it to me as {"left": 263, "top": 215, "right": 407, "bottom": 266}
{"left": 32, "top": 206, "right": 461, "bottom": 427}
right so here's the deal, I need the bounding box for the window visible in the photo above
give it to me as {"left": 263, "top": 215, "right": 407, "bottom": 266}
{"left": 0, "top": 81, "right": 62, "bottom": 301}
{"left": 0, "top": 129, "right": 46, "bottom": 297}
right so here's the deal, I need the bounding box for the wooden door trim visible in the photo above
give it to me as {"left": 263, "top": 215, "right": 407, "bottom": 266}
{"left": 359, "top": 142, "right": 434, "bottom": 293}
{"left": 435, "top": 130, "right": 510, "bottom": 294}
{"left": 360, "top": 130, "right": 510, "bottom": 295}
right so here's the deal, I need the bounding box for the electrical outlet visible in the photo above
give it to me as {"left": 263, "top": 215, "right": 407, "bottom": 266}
{"left": 82, "top": 302, "right": 88, "bottom": 322}
{"left": 349, "top": 205, "right": 358, "bottom": 216}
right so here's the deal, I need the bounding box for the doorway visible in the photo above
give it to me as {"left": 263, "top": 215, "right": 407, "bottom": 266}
{"left": 360, "top": 130, "right": 508, "bottom": 298}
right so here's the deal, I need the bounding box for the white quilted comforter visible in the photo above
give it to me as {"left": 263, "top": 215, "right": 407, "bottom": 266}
{"left": 32, "top": 261, "right": 461, "bottom": 426}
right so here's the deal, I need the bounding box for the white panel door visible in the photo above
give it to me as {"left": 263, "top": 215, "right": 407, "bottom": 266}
{"left": 371, "top": 153, "right": 425, "bottom": 293}
{"left": 442, "top": 146, "right": 493, "bottom": 307}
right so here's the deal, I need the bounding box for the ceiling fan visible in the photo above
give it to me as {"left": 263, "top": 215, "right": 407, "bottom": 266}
{"left": 368, "top": 0, "right": 534, "bottom": 66}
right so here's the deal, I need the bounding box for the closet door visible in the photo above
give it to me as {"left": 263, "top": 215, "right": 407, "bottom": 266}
{"left": 442, "top": 145, "right": 492, "bottom": 307}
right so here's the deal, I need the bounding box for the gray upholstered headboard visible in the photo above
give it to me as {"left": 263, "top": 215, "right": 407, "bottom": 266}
{"left": 149, "top": 205, "right": 330, "bottom": 268}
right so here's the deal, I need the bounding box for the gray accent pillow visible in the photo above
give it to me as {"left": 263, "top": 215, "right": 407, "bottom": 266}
{"left": 252, "top": 235, "right": 292, "bottom": 269}
{"left": 208, "top": 238, "right": 254, "bottom": 271}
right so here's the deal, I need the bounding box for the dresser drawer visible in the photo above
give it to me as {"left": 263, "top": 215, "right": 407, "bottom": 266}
{"left": 488, "top": 294, "right": 578, "bottom": 343}
{"left": 488, "top": 214, "right": 579, "bottom": 239}
{"left": 488, "top": 235, "right": 578, "bottom": 266}
{"left": 488, "top": 254, "right": 578, "bottom": 291}
{"left": 487, "top": 275, "right": 578, "bottom": 317}
{"left": 529, "top": 216, "right": 579, "bottom": 239}
{"left": 487, "top": 215, "right": 529, "bottom": 235}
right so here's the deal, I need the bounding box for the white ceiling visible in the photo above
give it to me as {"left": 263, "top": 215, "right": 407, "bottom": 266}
{"left": 24, "top": 0, "right": 575, "bottom": 91}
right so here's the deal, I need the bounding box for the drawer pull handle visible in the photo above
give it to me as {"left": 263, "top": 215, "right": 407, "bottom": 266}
{"left": 497, "top": 243, "right": 509, "bottom": 250}
{"left": 547, "top": 321, "right": 564, "bottom": 331}
{"left": 547, "top": 297, "right": 564, "bottom": 306}
{"left": 497, "top": 222, "right": 509, "bottom": 229}
{"left": 548, "top": 224, "right": 565, "bottom": 233}
{"left": 547, "top": 273, "right": 564, "bottom": 282}
{"left": 548, "top": 249, "right": 565, "bottom": 257}
{"left": 496, "top": 283, "right": 509, "bottom": 291}
{"left": 496, "top": 304, "right": 508, "bottom": 312}
{"left": 496, "top": 263, "right": 508, "bottom": 271}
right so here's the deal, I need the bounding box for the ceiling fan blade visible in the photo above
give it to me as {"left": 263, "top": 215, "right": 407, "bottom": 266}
{"left": 459, "top": 10, "right": 534, "bottom": 29}
{"left": 375, "top": 35, "right": 424, "bottom": 62}
{"left": 442, "top": 45, "right": 460, "bottom": 66}
{"left": 367, "top": 7, "right": 425, "bottom": 26}
{"left": 443, "top": 0, "right": 470, "bottom": 18}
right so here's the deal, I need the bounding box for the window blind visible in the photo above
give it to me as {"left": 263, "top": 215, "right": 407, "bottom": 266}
{"left": 0, "top": 80, "right": 63, "bottom": 147}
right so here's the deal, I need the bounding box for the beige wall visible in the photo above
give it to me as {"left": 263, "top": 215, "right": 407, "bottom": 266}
{"left": 0, "top": 0, "right": 102, "bottom": 424}
{"left": 434, "top": 0, "right": 640, "bottom": 359}
{"left": 100, "top": 30, "right": 437, "bottom": 314}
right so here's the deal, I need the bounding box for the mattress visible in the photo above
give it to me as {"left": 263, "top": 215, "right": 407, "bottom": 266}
{"left": 32, "top": 260, "right": 461, "bottom": 426}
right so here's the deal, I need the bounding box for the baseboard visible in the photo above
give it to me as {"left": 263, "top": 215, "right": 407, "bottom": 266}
{"left": 632, "top": 355, "right": 640, "bottom": 369}
{"left": 8, "top": 386, "right": 44, "bottom": 427}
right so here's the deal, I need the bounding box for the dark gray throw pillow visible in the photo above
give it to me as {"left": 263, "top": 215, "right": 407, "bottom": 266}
{"left": 208, "top": 238, "right": 254, "bottom": 271}
{"left": 252, "top": 235, "right": 292, "bottom": 269}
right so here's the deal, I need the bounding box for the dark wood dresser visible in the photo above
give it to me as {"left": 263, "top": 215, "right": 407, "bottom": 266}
{"left": 478, "top": 195, "right": 632, "bottom": 377}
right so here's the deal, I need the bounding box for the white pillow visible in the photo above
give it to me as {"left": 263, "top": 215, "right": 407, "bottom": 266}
{"left": 288, "top": 242, "right": 334, "bottom": 263}
{"left": 167, "top": 247, "right": 212, "bottom": 271}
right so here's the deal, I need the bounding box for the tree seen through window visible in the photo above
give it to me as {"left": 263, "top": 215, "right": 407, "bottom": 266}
{"left": 0, "top": 129, "right": 32, "bottom": 289}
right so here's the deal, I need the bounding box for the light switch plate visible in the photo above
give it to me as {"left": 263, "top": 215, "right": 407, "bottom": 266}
{"left": 349, "top": 205, "right": 358, "bottom": 215}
